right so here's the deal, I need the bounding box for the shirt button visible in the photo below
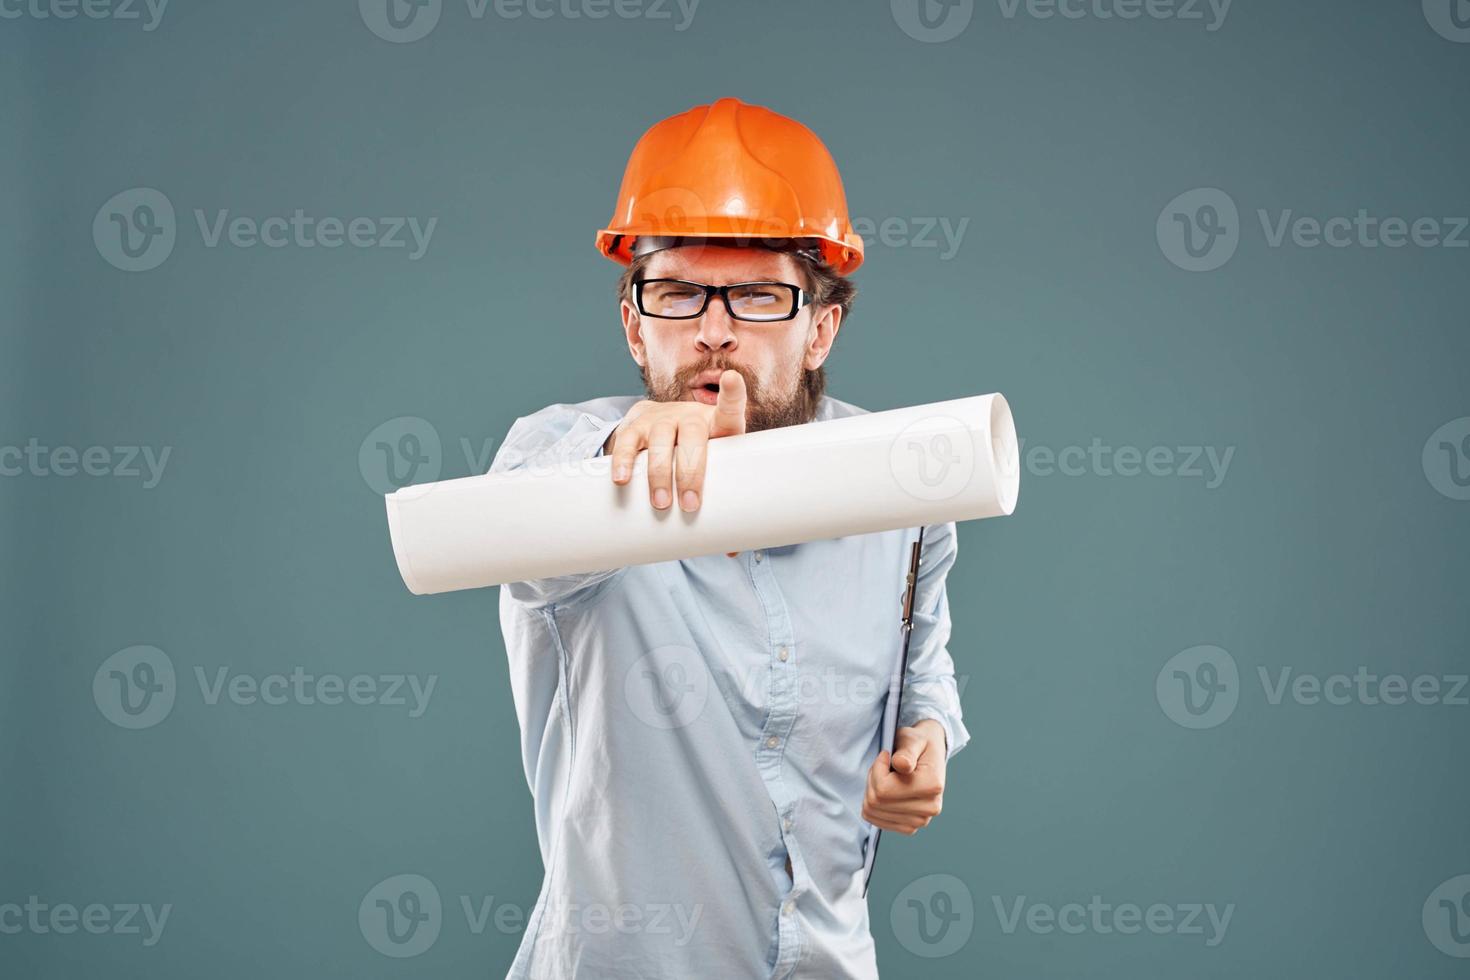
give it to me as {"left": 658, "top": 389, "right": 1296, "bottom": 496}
{"left": 777, "top": 646, "right": 789, "bottom": 662}
{"left": 754, "top": 551, "right": 764, "bottom": 562}
{"left": 783, "top": 818, "right": 793, "bottom": 831}
{"left": 783, "top": 900, "right": 794, "bottom": 915}
{"left": 765, "top": 736, "right": 779, "bottom": 749}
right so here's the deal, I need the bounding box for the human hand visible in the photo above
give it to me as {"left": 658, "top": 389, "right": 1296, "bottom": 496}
{"left": 862, "top": 719, "right": 947, "bottom": 835}
{"left": 606, "top": 369, "right": 746, "bottom": 513}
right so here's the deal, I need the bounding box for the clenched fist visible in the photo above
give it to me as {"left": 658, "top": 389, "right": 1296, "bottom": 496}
{"left": 862, "top": 719, "right": 948, "bottom": 835}
{"left": 605, "top": 368, "right": 746, "bottom": 514}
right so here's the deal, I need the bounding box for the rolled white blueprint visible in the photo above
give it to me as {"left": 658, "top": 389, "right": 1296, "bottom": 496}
{"left": 385, "top": 393, "right": 1020, "bottom": 596}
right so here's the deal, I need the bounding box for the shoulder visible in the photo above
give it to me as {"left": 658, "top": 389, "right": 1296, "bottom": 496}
{"left": 502, "top": 394, "right": 642, "bottom": 443}
{"left": 813, "top": 393, "right": 871, "bottom": 422}
{"left": 490, "top": 394, "right": 642, "bottom": 473}
{"left": 511, "top": 394, "right": 643, "bottom": 432}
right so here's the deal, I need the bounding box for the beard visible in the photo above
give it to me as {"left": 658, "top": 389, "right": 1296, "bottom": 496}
{"left": 640, "top": 357, "right": 826, "bottom": 432}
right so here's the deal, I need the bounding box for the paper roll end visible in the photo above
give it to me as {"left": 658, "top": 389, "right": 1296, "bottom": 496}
{"left": 384, "top": 492, "right": 428, "bottom": 595}
{"left": 988, "top": 394, "right": 1021, "bottom": 516}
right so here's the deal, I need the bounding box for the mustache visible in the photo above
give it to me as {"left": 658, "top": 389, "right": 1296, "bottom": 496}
{"left": 673, "top": 360, "right": 761, "bottom": 395}
{"left": 639, "top": 359, "right": 826, "bottom": 432}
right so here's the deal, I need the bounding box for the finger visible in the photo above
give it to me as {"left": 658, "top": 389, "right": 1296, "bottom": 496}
{"left": 870, "top": 767, "right": 943, "bottom": 803}
{"left": 864, "top": 809, "right": 936, "bottom": 833}
{"left": 709, "top": 370, "right": 746, "bottom": 438}
{"left": 864, "top": 753, "right": 886, "bottom": 807}
{"left": 865, "top": 796, "right": 936, "bottom": 824}
{"left": 866, "top": 763, "right": 943, "bottom": 809}
{"left": 862, "top": 811, "right": 905, "bottom": 833}
{"left": 866, "top": 750, "right": 892, "bottom": 790}
{"left": 860, "top": 807, "right": 930, "bottom": 835}
{"left": 608, "top": 424, "right": 643, "bottom": 485}
{"left": 674, "top": 418, "right": 709, "bottom": 512}
{"left": 864, "top": 791, "right": 943, "bottom": 819}
{"left": 645, "top": 419, "right": 677, "bottom": 509}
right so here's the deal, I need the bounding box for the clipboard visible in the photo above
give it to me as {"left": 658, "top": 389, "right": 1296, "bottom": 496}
{"left": 861, "top": 525, "right": 925, "bottom": 897}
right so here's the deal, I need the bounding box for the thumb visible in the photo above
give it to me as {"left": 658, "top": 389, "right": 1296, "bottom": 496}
{"left": 891, "top": 730, "right": 925, "bottom": 774}
{"left": 710, "top": 369, "right": 746, "bottom": 438}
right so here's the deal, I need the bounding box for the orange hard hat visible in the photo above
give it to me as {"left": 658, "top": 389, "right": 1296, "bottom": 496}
{"left": 596, "top": 97, "right": 865, "bottom": 276}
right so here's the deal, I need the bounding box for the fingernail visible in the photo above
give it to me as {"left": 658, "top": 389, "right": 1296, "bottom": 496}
{"left": 614, "top": 464, "right": 629, "bottom": 482}
{"left": 681, "top": 490, "right": 699, "bottom": 511}
{"left": 653, "top": 488, "right": 670, "bottom": 509}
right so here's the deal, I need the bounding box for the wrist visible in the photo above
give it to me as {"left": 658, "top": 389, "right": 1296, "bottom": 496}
{"left": 914, "top": 718, "right": 948, "bottom": 755}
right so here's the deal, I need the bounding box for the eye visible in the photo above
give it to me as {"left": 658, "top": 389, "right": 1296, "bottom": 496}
{"left": 645, "top": 283, "right": 700, "bottom": 301}
{"left": 730, "top": 284, "right": 783, "bottom": 301}
{"left": 728, "top": 284, "right": 791, "bottom": 317}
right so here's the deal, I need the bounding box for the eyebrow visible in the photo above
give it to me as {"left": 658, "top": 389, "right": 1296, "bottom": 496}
{"left": 647, "top": 270, "right": 790, "bottom": 282}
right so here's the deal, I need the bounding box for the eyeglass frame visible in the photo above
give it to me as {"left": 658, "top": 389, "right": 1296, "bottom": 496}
{"left": 632, "top": 278, "right": 814, "bottom": 323}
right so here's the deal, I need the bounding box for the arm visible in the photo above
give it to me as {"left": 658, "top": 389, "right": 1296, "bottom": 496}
{"left": 495, "top": 375, "right": 749, "bottom": 608}
{"left": 896, "top": 520, "right": 970, "bottom": 761}
{"left": 491, "top": 406, "right": 628, "bottom": 611}
{"left": 862, "top": 520, "right": 971, "bottom": 835}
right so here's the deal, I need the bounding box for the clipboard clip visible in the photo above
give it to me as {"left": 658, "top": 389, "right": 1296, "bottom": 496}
{"left": 899, "top": 553, "right": 923, "bottom": 629}
{"left": 863, "top": 526, "right": 926, "bottom": 898}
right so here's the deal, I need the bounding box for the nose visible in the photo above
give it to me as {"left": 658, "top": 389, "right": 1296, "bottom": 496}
{"left": 694, "top": 299, "right": 739, "bottom": 353}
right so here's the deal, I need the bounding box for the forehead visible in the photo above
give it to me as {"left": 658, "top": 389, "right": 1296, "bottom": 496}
{"left": 642, "top": 245, "right": 798, "bottom": 283}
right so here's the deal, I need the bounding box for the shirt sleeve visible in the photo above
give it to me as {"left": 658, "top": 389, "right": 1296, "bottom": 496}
{"left": 896, "top": 519, "right": 972, "bottom": 761}
{"left": 490, "top": 405, "right": 628, "bottom": 611}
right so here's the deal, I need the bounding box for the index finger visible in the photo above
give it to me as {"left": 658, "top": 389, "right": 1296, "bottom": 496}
{"left": 870, "top": 765, "right": 942, "bottom": 803}
{"left": 710, "top": 370, "right": 746, "bottom": 438}
{"left": 608, "top": 424, "right": 642, "bottom": 485}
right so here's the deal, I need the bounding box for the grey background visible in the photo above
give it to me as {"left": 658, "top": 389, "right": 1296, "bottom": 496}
{"left": 2, "top": 0, "right": 1467, "bottom": 976}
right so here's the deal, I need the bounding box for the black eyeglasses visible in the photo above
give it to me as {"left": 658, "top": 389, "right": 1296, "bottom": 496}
{"left": 633, "top": 278, "right": 812, "bottom": 322}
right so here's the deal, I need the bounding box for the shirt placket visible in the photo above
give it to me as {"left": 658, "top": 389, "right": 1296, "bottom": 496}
{"left": 746, "top": 547, "right": 805, "bottom": 978}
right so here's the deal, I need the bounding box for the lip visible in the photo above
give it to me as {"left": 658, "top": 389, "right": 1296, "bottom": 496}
{"left": 688, "top": 368, "right": 728, "bottom": 405}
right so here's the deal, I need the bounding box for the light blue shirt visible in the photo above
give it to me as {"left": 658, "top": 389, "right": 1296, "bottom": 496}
{"left": 493, "top": 393, "right": 970, "bottom": 979}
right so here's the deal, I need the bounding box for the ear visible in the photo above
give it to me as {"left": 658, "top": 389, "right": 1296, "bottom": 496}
{"left": 620, "top": 299, "right": 647, "bottom": 367}
{"left": 802, "top": 303, "right": 842, "bottom": 371}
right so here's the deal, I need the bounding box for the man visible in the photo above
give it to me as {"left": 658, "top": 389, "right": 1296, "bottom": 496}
{"left": 491, "top": 98, "right": 969, "bottom": 979}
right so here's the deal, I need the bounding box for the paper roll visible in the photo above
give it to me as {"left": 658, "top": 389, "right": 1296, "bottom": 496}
{"left": 386, "top": 393, "right": 1020, "bottom": 596}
